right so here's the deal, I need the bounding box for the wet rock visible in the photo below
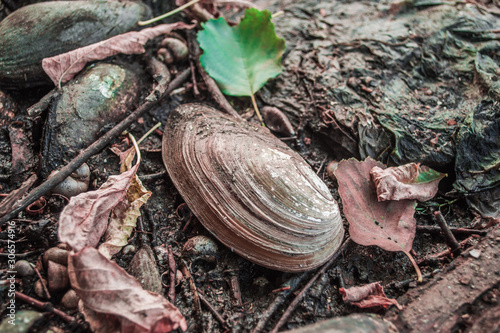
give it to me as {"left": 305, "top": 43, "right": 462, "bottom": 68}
{"left": 41, "top": 63, "right": 142, "bottom": 178}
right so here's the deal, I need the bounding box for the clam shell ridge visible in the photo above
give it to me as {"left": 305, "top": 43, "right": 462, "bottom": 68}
{"left": 163, "top": 104, "right": 344, "bottom": 272}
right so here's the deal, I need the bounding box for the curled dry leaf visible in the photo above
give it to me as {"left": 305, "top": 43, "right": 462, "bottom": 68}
{"left": 42, "top": 22, "right": 196, "bottom": 86}
{"left": 98, "top": 174, "right": 151, "bottom": 259}
{"left": 370, "top": 163, "right": 446, "bottom": 202}
{"left": 339, "top": 281, "right": 402, "bottom": 310}
{"left": 58, "top": 164, "right": 139, "bottom": 252}
{"left": 69, "top": 247, "right": 187, "bottom": 332}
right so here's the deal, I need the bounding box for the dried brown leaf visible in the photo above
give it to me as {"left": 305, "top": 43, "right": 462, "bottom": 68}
{"left": 69, "top": 247, "right": 187, "bottom": 332}
{"left": 339, "top": 282, "right": 402, "bottom": 310}
{"left": 42, "top": 22, "right": 196, "bottom": 86}
{"left": 58, "top": 164, "right": 139, "bottom": 252}
{"left": 370, "top": 163, "right": 446, "bottom": 202}
{"left": 98, "top": 172, "right": 151, "bottom": 259}
{"left": 0, "top": 174, "right": 37, "bottom": 216}
{"left": 335, "top": 157, "right": 416, "bottom": 253}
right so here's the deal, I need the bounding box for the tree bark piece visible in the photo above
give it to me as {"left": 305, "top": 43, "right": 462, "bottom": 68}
{"left": 385, "top": 225, "right": 500, "bottom": 332}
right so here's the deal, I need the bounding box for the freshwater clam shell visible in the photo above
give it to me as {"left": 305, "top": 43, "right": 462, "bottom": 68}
{"left": 162, "top": 104, "right": 344, "bottom": 272}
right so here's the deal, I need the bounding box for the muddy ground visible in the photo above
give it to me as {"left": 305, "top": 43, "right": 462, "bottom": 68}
{"left": 1, "top": 0, "right": 499, "bottom": 332}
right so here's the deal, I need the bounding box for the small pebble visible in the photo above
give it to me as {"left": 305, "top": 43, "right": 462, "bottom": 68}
{"left": 15, "top": 260, "right": 35, "bottom": 277}
{"left": 61, "top": 289, "right": 79, "bottom": 309}
{"left": 469, "top": 249, "right": 481, "bottom": 258}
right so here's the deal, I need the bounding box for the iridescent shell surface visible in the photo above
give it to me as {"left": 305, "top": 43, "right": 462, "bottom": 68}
{"left": 162, "top": 104, "right": 344, "bottom": 272}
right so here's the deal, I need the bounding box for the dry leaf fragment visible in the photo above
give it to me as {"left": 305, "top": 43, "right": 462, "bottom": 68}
{"left": 69, "top": 247, "right": 187, "bottom": 332}
{"left": 0, "top": 174, "right": 37, "bottom": 216}
{"left": 58, "top": 164, "right": 139, "bottom": 252}
{"left": 42, "top": 22, "right": 196, "bottom": 86}
{"left": 370, "top": 163, "right": 446, "bottom": 202}
{"left": 339, "top": 281, "right": 402, "bottom": 310}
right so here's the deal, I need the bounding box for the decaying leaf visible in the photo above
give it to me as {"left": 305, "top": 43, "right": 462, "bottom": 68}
{"left": 339, "top": 281, "right": 402, "bottom": 310}
{"left": 98, "top": 154, "right": 151, "bottom": 259}
{"left": 98, "top": 177, "right": 151, "bottom": 259}
{"left": 335, "top": 158, "right": 417, "bottom": 253}
{"left": 42, "top": 22, "right": 196, "bottom": 86}
{"left": 335, "top": 157, "right": 422, "bottom": 281}
{"left": 78, "top": 301, "right": 121, "bottom": 333}
{"left": 58, "top": 164, "right": 139, "bottom": 252}
{"left": 68, "top": 247, "right": 187, "bottom": 332}
{"left": 370, "top": 163, "right": 446, "bottom": 202}
{"left": 0, "top": 174, "right": 37, "bottom": 216}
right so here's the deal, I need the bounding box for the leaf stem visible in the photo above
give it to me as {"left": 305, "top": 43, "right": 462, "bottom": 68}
{"left": 403, "top": 250, "right": 423, "bottom": 283}
{"left": 250, "top": 93, "right": 265, "bottom": 126}
{"left": 129, "top": 133, "right": 141, "bottom": 165}
{"left": 272, "top": 11, "right": 284, "bottom": 18}
{"left": 138, "top": 0, "right": 202, "bottom": 26}
{"left": 137, "top": 122, "right": 162, "bottom": 145}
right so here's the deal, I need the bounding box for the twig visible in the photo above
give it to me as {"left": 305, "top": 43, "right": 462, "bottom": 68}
{"left": 167, "top": 245, "right": 176, "bottom": 303}
{"left": 434, "top": 211, "right": 461, "bottom": 255}
{"left": 386, "top": 271, "right": 435, "bottom": 290}
{"left": 32, "top": 263, "right": 51, "bottom": 300}
{"left": 0, "top": 68, "right": 191, "bottom": 227}
{"left": 229, "top": 273, "right": 243, "bottom": 307}
{"left": 197, "top": 289, "right": 229, "bottom": 329}
{"left": 27, "top": 88, "right": 59, "bottom": 117}
{"left": 416, "top": 225, "right": 488, "bottom": 236}
{"left": 138, "top": 0, "right": 202, "bottom": 26}
{"left": 270, "top": 238, "right": 351, "bottom": 333}
{"left": 180, "top": 259, "right": 202, "bottom": 317}
{"left": 186, "top": 31, "right": 200, "bottom": 97}
{"left": 15, "top": 291, "right": 75, "bottom": 323}
{"left": 139, "top": 171, "right": 168, "bottom": 182}
{"left": 251, "top": 272, "right": 309, "bottom": 333}
{"left": 417, "top": 235, "right": 479, "bottom": 264}
{"left": 0, "top": 251, "right": 41, "bottom": 259}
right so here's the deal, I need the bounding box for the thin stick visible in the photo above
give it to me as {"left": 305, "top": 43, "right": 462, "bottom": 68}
{"left": 250, "top": 93, "right": 264, "bottom": 126}
{"left": 137, "top": 122, "right": 162, "bottom": 146}
{"left": 197, "top": 289, "right": 229, "bottom": 329}
{"left": 32, "top": 264, "right": 51, "bottom": 300}
{"left": 229, "top": 274, "right": 243, "bottom": 307}
{"left": 403, "top": 250, "right": 423, "bottom": 283}
{"left": 15, "top": 291, "right": 75, "bottom": 323}
{"left": 167, "top": 245, "right": 176, "bottom": 303}
{"left": 0, "top": 68, "right": 191, "bottom": 227}
{"left": 251, "top": 272, "right": 309, "bottom": 333}
{"left": 270, "top": 239, "right": 350, "bottom": 333}
{"left": 434, "top": 211, "right": 461, "bottom": 255}
{"left": 27, "top": 89, "right": 59, "bottom": 117}
{"left": 180, "top": 259, "right": 202, "bottom": 317}
{"left": 139, "top": 171, "right": 168, "bottom": 182}
{"left": 138, "top": 0, "right": 202, "bottom": 26}
{"left": 416, "top": 225, "right": 488, "bottom": 236}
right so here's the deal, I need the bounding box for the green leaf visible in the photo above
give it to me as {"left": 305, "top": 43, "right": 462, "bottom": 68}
{"left": 197, "top": 8, "right": 285, "bottom": 96}
{"left": 414, "top": 166, "right": 446, "bottom": 184}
